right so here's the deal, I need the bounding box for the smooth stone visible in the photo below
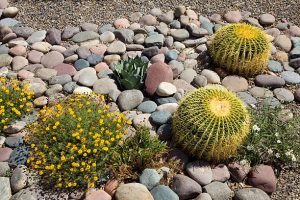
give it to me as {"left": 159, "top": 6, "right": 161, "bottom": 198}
{"left": 192, "top": 75, "right": 207, "bottom": 88}
{"left": 237, "top": 92, "right": 258, "bottom": 106}
{"left": 86, "top": 190, "right": 111, "bottom": 200}
{"left": 134, "top": 34, "right": 145, "bottom": 44}
{"left": 25, "top": 78, "right": 47, "bottom": 97}
{"left": 0, "top": 0, "right": 8, "bottom": 9}
{"left": 99, "top": 24, "right": 115, "bottom": 34}
{"left": 72, "top": 31, "right": 99, "bottom": 43}
{"left": 115, "top": 183, "right": 154, "bottom": 200}
{"left": 137, "top": 101, "right": 157, "bottom": 113}
{"left": 41, "top": 51, "right": 64, "bottom": 68}
{"left": 255, "top": 75, "right": 285, "bottom": 88}
{"left": 63, "top": 81, "right": 78, "bottom": 93}
{"left": 157, "top": 124, "right": 172, "bottom": 141}
{"left": 12, "top": 56, "right": 28, "bottom": 71}
{"left": 74, "top": 59, "right": 90, "bottom": 70}
{"left": 169, "top": 60, "right": 184, "bottom": 78}
{"left": 180, "top": 68, "right": 197, "bottom": 83}
{"left": 201, "top": 69, "right": 220, "bottom": 84}
{"left": 295, "top": 88, "right": 300, "bottom": 101}
{"left": 151, "top": 185, "right": 179, "bottom": 200}
{"left": 156, "top": 22, "right": 169, "bottom": 36}
{"left": 156, "top": 82, "right": 177, "bottom": 97}
{"left": 93, "top": 78, "right": 118, "bottom": 94}
{"left": 221, "top": 76, "right": 248, "bottom": 92}
{"left": 280, "top": 71, "right": 300, "bottom": 84}
{"left": 186, "top": 161, "right": 213, "bottom": 186}
{"left": 0, "top": 177, "right": 11, "bottom": 200}
{"left": 0, "top": 45, "right": 9, "bottom": 54}
{"left": 150, "top": 8, "right": 162, "bottom": 16}
{"left": 78, "top": 68, "right": 98, "bottom": 87}
{"left": 263, "top": 97, "right": 281, "bottom": 108}
{"left": 171, "top": 29, "right": 190, "bottom": 41}
{"left": 9, "top": 45, "right": 26, "bottom": 56}
{"left": 46, "top": 28, "right": 61, "bottom": 45}
{"left": 203, "top": 182, "right": 232, "bottom": 200}
{"left": 224, "top": 10, "right": 242, "bottom": 23}
{"left": 174, "top": 5, "right": 186, "bottom": 17}
{"left": 150, "top": 111, "right": 171, "bottom": 125}
{"left": 143, "top": 46, "right": 159, "bottom": 58}
{"left": 212, "top": 164, "right": 230, "bottom": 182}
{"left": 36, "top": 68, "right": 57, "bottom": 81}
{"left": 193, "top": 193, "right": 212, "bottom": 200}
{"left": 268, "top": 60, "right": 283, "bottom": 72}
{"left": 62, "top": 25, "right": 80, "bottom": 40}
{"left": 259, "top": 13, "right": 275, "bottom": 25}
{"left": 8, "top": 40, "right": 29, "bottom": 48}
{"left": 87, "top": 54, "right": 103, "bottom": 65}
{"left": 5, "top": 136, "right": 23, "bottom": 148}
{"left": 290, "top": 57, "right": 300, "bottom": 69}
{"left": 8, "top": 146, "right": 29, "bottom": 167}
{"left": 140, "top": 14, "right": 157, "bottom": 26}
{"left": 290, "top": 46, "right": 300, "bottom": 59}
{"left": 273, "top": 88, "right": 294, "bottom": 102}
{"left": 171, "top": 174, "right": 202, "bottom": 200}
{"left": 165, "top": 51, "right": 178, "bottom": 62}
{"left": 172, "top": 79, "right": 196, "bottom": 93}
{"left": 114, "top": 29, "right": 134, "bottom": 43}
{"left": 183, "top": 59, "right": 197, "bottom": 69}
{"left": 234, "top": 188, "right": 270, "bottom": 200}
{"left": 107, "top": 41, "right": 126, "bottom": 54}
{"left": 0, "top": 162, "right": 10, "bottom": 176}
{"left": 76, "top": 46, "right": 91, "bottom": 59}
{"left": 30, "top": 42, "right": 51, "bottom": 53}
{"left": 0, "top": 54, "right": 13, "bottom": 66}
{"left": 49, "top": 74, "right": 72, "bottom": 85}
{"left": 247, "top": 165, "right": 277, "bottom": 193}
{"left": 249, "top": 87, "right": 273, "bottom": 98}
{"left": 33, "top": 96, "right": 48, "bottom": 107}
{"left": 274, "top": 35, "right": 292, "bottom": 52}
{"left": 81, "top": 22, "right": 98, "bottom": 32}
{"left": 114, "top": 18, "right": 130, "bottom": 29}
{"left": 54, "top": 63, "right": 77, "bottom": 76}
{"left": 228, "top": 161, "right": 251, "bottom": 183}
{"left": 200, "top": 21, "right": 214, "bottom": 35}
{"left": 45, "top": 84, "right": 63, "bottom": 96}
{"left": 73, "top": 86, "right": 92, "bottom": 94}
{"left": 64, "top": 54, "right": 79, "bottom": 63}
{"left": 100, "top": 31, "right": 115, "bottom": 43}
{"left": 11, "top": 165, "right": 28, "bottom": 193}
{"left": 155, "top": 96, "right": 177, "bottom": 106}
{"left": 27, "top": 30, "right": 46, "bottom": 44}
{"left": 139, "top": 168, "right": 161, "bottom": 190}
{"left": 273, "top": 51, "right": 288, "bottom": 62}
{"left": 156, "top": 103, "right": 178, "bottom": 114}
{"left": 0, "top": 18, "right": 21, "bottom": 27}
{"left": 117, "top": 90, "right": 144, "bottom": 111}
{"left": 27, "top": 50, "right": 43, "bottom": 64}
{"left": 129, "top": 12, "right": 143, "bottom": 23}
{"left": 150, "top": 54, "right": 165, "bottom": 63}
{"left": 145, "top": 34, "right": 164, "bottom": 48}
{"left": 0, "top": 147, "right": 13, "bottom": 162}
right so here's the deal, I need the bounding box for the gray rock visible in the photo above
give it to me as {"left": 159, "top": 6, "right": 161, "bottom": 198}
{"left": 8, "top": 146, "right": 29, "bottom": 167}
{"left": 45, "top": 84, "right": 63, "bottom": 96}
{"left": 237, "top": 92, "right": 258, "bottom": 106}
{"left": 100, "top": 31, "right": 115, "bottom": 43}
{"left": 0, "top": 162, "right": 10, "bottom": 176}
{"left": 263, "top": 97, "right": 281, "bottom": 108}
{"left": 74, "top": 59, "right": 90, "bottom": 70}
{"left": 9, "top": 188, "right": 37, "bottom": 200}
{"left": 114, "top": 29, "right": 134, "bottom": 43}
{"left": 273, "top": 88, "right": 294, "bottom": 102}
{"left": 27, "top": 30, "right": 47, "bottom": 44}
{"left": 99, "top": 24, "right": 115, "bottom": 34}
{"left": 76, "top": 46, "right": 91, "bottom": 59}
{"left": 212, "top": 164, "right": 230, "bottom": 182}
{"left": 81, "top": 22, "right": 98, "bottom": 32}
{"left": 280, "top": 71, "right": 300, "bottom": 84}
{"left": 107, "top": 41, "right": 126, "bottom": 54}
{"left": 46, "top": 28, "right": 61, "bottom": 45}
{"left": 151, "top": 185, "right": 179, "bottom": 200}
{"left": 192, "top": 75, "right": 207, "bottom": 88}
{"left": 137, "top": 101, "right": 157, "bottom": 113}
{"left": 156, "top": 22, "right": 169, "bottom": 36}
{"left": 0, "top": 177, "right": 11, "bottom": 200}
{"left": 234, "top": 188, "right": 270, "bottom": 200}
{"left": 193, "top": 193, "right": 212, "bottom": 200}
{"left": 186, "top": 161, "right": 213, "bottom": 186}
{"left": 200, "top": 21, "right": 214, "bottom": 35}
{"left": 12, "top": 27, "right": 34, "bottom": 39}
{"left": 78, "top": 68, "right": 98, "bottom": 87}
{"left": 249, "top": 87, "right": 273, "bottom": 98}
{"left": 145, "top": 34, "right": 164, "bottom": 47}
{"left": 143, "top": 46, "right": 159, "bottom": 58}
{"left": 139, "top": 168, "right": 161, "bottom": 190}
{"left": 36, "top": 68, "right": 57, "bottom": 81}
{"left": 5, "top": 136, "right": 23, "bottom": 148}
{"left": 203, "top": 182, "right": 233, "bottom": 200}
{"left": 0, "top": 18, "right": 21, "bottom": 27}
{"left": 41, "top": 51, "right": 64, "bottom": 68}
{"left": 170, "top": 20, "right": 181, "bottom": 29}
{"left": 290, "top": 57, "right": 300, "bottom": 69}
{"left": 180, "top": 68, "right": 197, "bottom": 83}
{"left": 158, "top": 12, "right": 175, "bottom": 24}
{"left": 255, "top": 75, "right": 285, "bottom": 88}
{"left": 171, "top": 29, "right": 190, "bottom": 41}
{"left": 11, "top": 165, "right": 28, "bottom": 193}
{"left": 150, "top": 111, "right": 172, "bottom": 125}
{"left": 268, "top": 60, "right": 283, "bottom": 72}
{"left": 274, "top": 35, "right": 292, "bottom": 52}
{"left": 183, "top": 38, "right": 207, "bottom": 47}
{"left": 63, "top": 81, "right": 78, "bottom": 93}
{"left": 49, "top": 74, "right": 72, "bottom": 85}
{"left": 169, "top": 60, "right": 184, "bottom": 78}
{"left": 201, "top": 69, "right": 220, "bottom": 84}
{"left": 222, "top": 76, "right": 248, "bottom": 92}
{"left": 72, "top": 31, "right": 99, "bottom": 43}
{"left": 87, "top": 54, "right": 103, "bottom": 65}
{"left": 93, "top": 78, "right": 118, "bottom": 94}
{"left": 117, "top": 89, "right": 144, "bottom": 111}
{"left": 171, "top": 174, "right": 202, "bottom": 200}
{"left": 62, "top": 25, "right": 80, "bottom": 40}
{"left": 0, "top": 54, "right": 13, "bottom": 66}
{"left": 259, "top": 13, "right": 275, "bottom": 25}
{"left": 290, "top": 46, "right": 300, "bottom": 59}
{"left": 134, "top": 34, "right": 145, "bottom": 44}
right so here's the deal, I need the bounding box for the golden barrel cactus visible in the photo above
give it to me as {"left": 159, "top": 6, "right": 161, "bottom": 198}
{"left": 209, "top": 23, "right": 271, "bottom": 76}
{"left": 172, "top": 85, "right": 250, "bottom": 161}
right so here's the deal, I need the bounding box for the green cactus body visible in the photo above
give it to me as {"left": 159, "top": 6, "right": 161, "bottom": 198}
{"left": 172, "top": 85, "right": 250, "bottom": 161}
{"left": 209, "top": 23, "right": 271, "bottom": 76}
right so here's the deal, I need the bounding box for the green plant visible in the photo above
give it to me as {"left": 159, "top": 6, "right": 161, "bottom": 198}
{"left": 25, "top": 94, "right": 132, "bottom": 189}
{"left": 108, "top": 127, "right": 175, "bottom": 180}
{"left": 208, "top": 23, "right": 271, "bottom": 76}
{"left": 114, "top": 56, "right": 148, "bottom": 90}
{"left": 172, "top": 85, "right": 250, "bottom": 161}
{"left": 236, "top": 107, "right": 300, "bottom": 167}
{"left": 0, "top": 77, "right": 33, "bottom": 134}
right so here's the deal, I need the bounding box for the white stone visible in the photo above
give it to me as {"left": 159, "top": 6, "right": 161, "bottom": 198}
{"left": 201, "top": 69, "right": 221, "bottom": 84}
{"left": 156, "top": 82, "right": 177, "bottom": 96}
{"left": 73, "top": 86, "right": 92, "bottom": 94}
{"left": 156, "top": 103, "right": 178, "bottom": 114}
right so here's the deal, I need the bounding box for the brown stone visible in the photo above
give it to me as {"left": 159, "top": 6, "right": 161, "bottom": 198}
{"left": 105, "top": 179, "right": 119, "bottom": 197}
{"left": 54, "top": 63, "right": 77, "bottom": 76}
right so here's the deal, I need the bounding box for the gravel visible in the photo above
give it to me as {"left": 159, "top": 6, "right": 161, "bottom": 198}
{"left": 9, "top": 0, "right": 300, "bottom": 30}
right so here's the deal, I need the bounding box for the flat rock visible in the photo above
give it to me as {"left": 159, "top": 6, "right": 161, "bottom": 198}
{"left": 273, "top": 88, "right": 294, "bottom": 102}
{"left": 107, "top": 41, "right": 126, "bottom": 54}
{"left": 145, "top": 34, "right": 164, "bottom": 47}
{"left": 27, "top": 30, "right": 47, "bottom": 44}
{"left": 151, "top": 185, "right": 179, "bottom": 200}
{"left": 139, "top": 168, "right": 161, "bottom": 190}
{"left": 203, "top": 182, "right": 233, "bottom": 200}
{"left": 41, "top": 51, "right": 64, "bottom": 68}
{"left": 72, "top": 31, "right": 100, "bottom": 43}
{"left": 115, "top": 183, "right": 154, "bottom": 200}
{"left": 0, "top": 177, "right": 11, "bottom": 200}
{"left": 186, "top": 161, "right": 213, "bottom": 186}
{"left": 137, "top": 101, "right": 157, "bottom": 113}
{"left": 234, "top": 188, "right": 270, "bottom": 200}
{"left": 74, "top": 59, "right": 90, "bottom": 70}
{"left": 255, "top": 75, "right": 285, "bottom": 88}
{"left": 259, "top": 13, "right": 275, "bottom": 25}
{"left": 171, "top": 29, "right": 190, "bottom": 41}
{"left": 280, "top": 71, "right": 300, "bottom": 84}
{"left": 114, "top": 29, "right": 134, "bottom": 43}
{"left": 171, "top": 174, "right": 202, "bottom": 200}
{"left": 221, "top": 76, "right": 248, "bottom": 92}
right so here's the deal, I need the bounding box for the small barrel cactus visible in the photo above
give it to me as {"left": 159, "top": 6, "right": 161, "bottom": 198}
{"left": 172, "top": 85, "right": 250, "bottom": 161}
{"left": 209, "top": 23, "right": 271, "bottom": 76}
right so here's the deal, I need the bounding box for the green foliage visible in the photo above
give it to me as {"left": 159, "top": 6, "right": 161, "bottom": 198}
{"left": 114, "top": 56, "right": 148, "bottom": 90}
{"left": 209, "top": 23, "right": 271, "bottom": 77}
{"left": 26, "top": 94, "right": 132, "bottom": 189}
{"left": 172, "top": 85, "right": 250, "bottom": 161}
{"left": 109, "top": 127, "right": 172, "bottom": 180}
{"left": 236, "top": 107, "right": 300, "bottom": 167}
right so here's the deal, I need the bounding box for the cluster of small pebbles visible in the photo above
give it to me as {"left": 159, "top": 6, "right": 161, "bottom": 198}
{"left": 0, "top": 0, "right": 299, "bottom": 199}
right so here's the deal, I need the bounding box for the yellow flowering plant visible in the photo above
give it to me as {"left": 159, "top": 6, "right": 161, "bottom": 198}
{"left": 0, "top": 77, "right": 33, "bottom": 134}
{"left": 25, "top": 93, "right": 131, "bottom": 189}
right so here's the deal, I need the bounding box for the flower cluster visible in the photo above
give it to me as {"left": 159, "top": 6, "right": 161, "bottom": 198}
{"left": 25, "top": 94, "right": 131, "bottom": 189}
{"left": 0, "top": 77, "right": 33, "bottom": 133}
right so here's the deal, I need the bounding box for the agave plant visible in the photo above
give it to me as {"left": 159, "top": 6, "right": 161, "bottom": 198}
{"left": 114, "top": 56, "right": 149, "bottom": 90}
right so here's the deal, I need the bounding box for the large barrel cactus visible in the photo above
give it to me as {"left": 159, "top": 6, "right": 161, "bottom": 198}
{"left": 172, "top": 85, "right": 250, "bottom": 161}
{"left": 209, "top": 23, "right": 271, "bottom": 76}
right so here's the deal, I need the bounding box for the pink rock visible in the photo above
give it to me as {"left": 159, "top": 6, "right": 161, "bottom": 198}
{"left": 159, "top": 47, "right": 169, "bottom": 54}
{"left": 0, "top": 0, "right": 8, "bottom": 9}
{"left": 247, "top": 165, "right": 277, "bottom": 193}
{"left": 212, "top": 164, "right": 230, "bottom": 182}
{"left": 0, "top": 147, "right": 13, "bottom": 161}
{"left": 129, "top": 23, "right": 141, "bottom": 30}
{"left": 145, "top": 62, "right": 173, "bottom": 95}
{"left": 150, "top": 53, "right": 165, "bottom": 63}
{"left": 18, "top": 69, "right": 34, "bottom": 80}
{"left": 139, "top": 14, "right": 157, "bottom": 26}
{"left": 86, "top": 190, "right": 112, "bottom": 200}
{"left": 104, "top": 55, "right": 121, "bottom": 65}
{"left": 9, "top": 45, "right": 26, "bottom": 56}
{"left": 94, "top": 62, "right": 109, "bottom": 73}
{"left": 54, "top": 63, "right": 77, "bottom": 76}
{"left": 186, "top": 9, "right": 198, "bottom": 20}
{"left": 28, "top": 50, "right": 44, "bottom": 64}
{"left": 114, "top": 18, "right": 130, "bottom": 29}
{"left": 190, "top": 20, "right": 201, "bottom": 27}
{"left": 224, "top": 10, "right": 242, "bottom": 23}
{"left": 12, "top": 56, "right": 28, "bottom": 71}
{"left": 177, "top": 52, "right": 186, "bottom": 62}
{"left": 41, "top": 51, "right": 64, "bottom": 68}
{"left": 90, "top": 44, "right": 107, "bottom": 55}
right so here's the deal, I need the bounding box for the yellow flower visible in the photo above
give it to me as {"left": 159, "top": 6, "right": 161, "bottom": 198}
{"left": 61, "top": 156, "right": 66, "bottom": 161}
{"left": 93, "top": 149, "right": 97, "bottom": 153}
{"left": 93, "top": 177, "right": 98, "bottom": 181}
{"left": 83, "top": 153, "right": 87, "bottom": 157}
{"left": 103, "top": 147, "right": 108, "bottom": 151}
{"left": 92, "top": 163, "right": 96, "bottom": 167}
{"left": 39, "top": 171, "right": 44, "bottom": 175}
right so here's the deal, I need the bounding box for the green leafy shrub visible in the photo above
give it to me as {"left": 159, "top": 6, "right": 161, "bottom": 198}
{"left": 0, "top": 77, "right": 33, "bottom": 134}
{"left": 109, "top": 127, "right": 175, "bottom": 180}
{"left": 172, "top": 85, "right": 250, "bottom": 161}
{"left": 114, "top": 56, "right": 148, "bottom": 90}
{"left": 25, "top": 94, "right": 132, "bottom": 189}
{"left": 236, "top": 107, "right": 300, "bottom": 167}
{"left": 209, "top": 23, "right": 271, "bottom": 76}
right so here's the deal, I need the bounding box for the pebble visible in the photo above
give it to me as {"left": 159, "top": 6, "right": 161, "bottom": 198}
{"left": 151, "top": 185, "right": 179, "bottom": 200}
{"left": 33, "top": 96, "right": 48, "bottom": 107}
{"left": 81, "top": 22, "right": 98, "bottom": 32}
{"left": 41, "top": 51, "right": 64, "bottom": 68}
{"left": 193, "top": 193, "right": 212, "bottom": 200}
{"left": 114, "top": 18, "right": 130, "bottom": 29}
{"left": 247, "top": 165, "right": 277, "bottom": 193}
{"left": 72, "top": 31, "right": 99, "bottom": 43}
{"left": 5, "top": 136, "right": 23, "bottom": 148}
{"left": 27, "top": 50, "right": 43, "bottom": 64}
{"left": 145, "top": 34, "right": 164, "bottom": 48}
{"left": 0, "top": 18, "right": 20, "bottom": 27}
{"left": 171, "top": 174, "right": 202, "bottom": 200}
{"left": 0, "top": 177, "right": 11, "bottom": 200}
{"left": 0, "top": 162, "right": 10, "bottom": 176}
{"left": 9, "top": 45, "right": 26, "bottom": 56}
{"left": 168, "top": 60, "right": 184, "bottom": 78}
{"left": 156, "top": 103, "right": 178, "bottom": 114}
{"left": 224, "top": 10, "right": 242, "bottom": 23}
{"left": 62, "top": 25, "right": 80, "bottom": 40}
{"left": 31, "top": 41, "right": 51, "bottom": 53}
{"left": 212, "top": 164, "right": 230, "bottom": 182}
{"left": 140, "top": 14, "right": 157, "bottom": 26}
{"left": 8, "top": 146, "right": 29, "bottom": 167}
{"left": 192, "top": 75, "right": 208, "bottom": 88}
{"left": 156, "top": 82, "right": 177, "bottom": 96}
{"left": 186, "top": 161, "right": 213, "bottom": 186}
{"left": 3, "top": 6, "right": 18, "bottom": 18}
{"left": 137, "top": 101, "right": 157, "bottom": 113}
{"left": 100, "top": 31, "right": 115, "bottom": 43}
{"left": 49, "top": 74, "right": 72, "bottom": 85}
{"left": 158, "top": 12, "right": 175, "bottom": 24}
{"left": 200, "top": 21, "right": 214, "bottom": 35}
{"left": 133, "top": 114, "right": 152, "bottom": 129}
{"left": 273, "top": 88, "right": 294, "bottom": 102}
{"left": 203, "top": 182, "right": 233, "bottom": 200}
{"left": 104, "top": 179, "right": 119, "bottom": 197}
{"left": 27, "top": 30, "right": 47, "bottom": 44}
{"left": 234, "top": 188, "right": 270, "bottom": 200}
{"left": 0, "top": 54, "right": 13, "bottom": 66}
{"left": 237, "top": 92, "right": 258, "bottom": 106}
{"left": 280, "top": 71, "right": 300, "bottom": 84}
{"left": 64, "top": 81, "right": 78, "bottom": 93}
{"left": 255, "top": 75, "right": 285, "bottom": 88}
{"left": 93, "top": 77, "right": 118, "bottom": 94}
{"left": 259, "top": 13, "right": 275, "bottom": 25}
{"left": 17, "top": 69, "right": 34, "bottom": 80}
{"left": 221, "top": 76, "right": 248, "bottom": 92}
{"left": 263, "top": 97, "right": 281, "bottom": 108}
{"left": 45, "top": 84, "right": 63, "bottom": 96}
{"left": 36, "top": 68, "right": 57, "bottom": 81}
{"left": 274, "top": 35, "right": 292, "bottom": 52}
{"left": 117, "top": 89, "right": 144, "bottom": 111}
{"left": 54, "top": 63, "right": 77, "bottom": 76}
{"left": 201, "top": 69, "right": 221, "bottom": 84}
{"left": 228, "top": 161, "right": 251, "bottom": 182}
{"left": 268, "top": 60, "right": 283, "bottom": 72}
{"left": 157, "top": 124, "right": 172, "bottom": 141}
{"left": 114, "top": 29, "right": 134, "bottom": 43}
{"left": 0, "top": 147, "right": 13, "bottom": 162}
{"left": 46, "top": 28, "right": 61, "bottom": 45}
{"left": 86, "top": 190, "right": 112, "bottom": 200}
{"left": 150, "top": 111, "right": 172, "bottom": 125}
{"left": 115, "top": 183, "right": 154, "bottom": 200}
{"left": 74, "top": 59, "right": 90, "bottom": 70}
{"left": 73, "top": 86, "right": 92, "bottom": 94}
{"left": 139, "top": 168, "right": 161, "bottom": 190}
{"left": 77, "top": 46, "right": 91, "bottom": 59}
{"left": 78, "top": 68, "right": 98, "bottom": 86}
{"left": 12, "top": 56, "right": 28, "bottom": 71}
{"left": 10, "top": 165, "right": 28, "bottom": 193}
{"left": 180, "top": 68, "right": 197, "bottom": 83}
{"left": 87, "top": 54, "right": 103, "bottom": 65}
{"left": 107, "top": 41, "right": 126, "bottom": 54}
{"left": 273, "top": 51, "right": 288, "bottom": 62}
{"left": 151, "top": 54, "right": 165, "bottom": 63}
{"left": 171, "top": 29, "right": 190, "bottom": 41}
